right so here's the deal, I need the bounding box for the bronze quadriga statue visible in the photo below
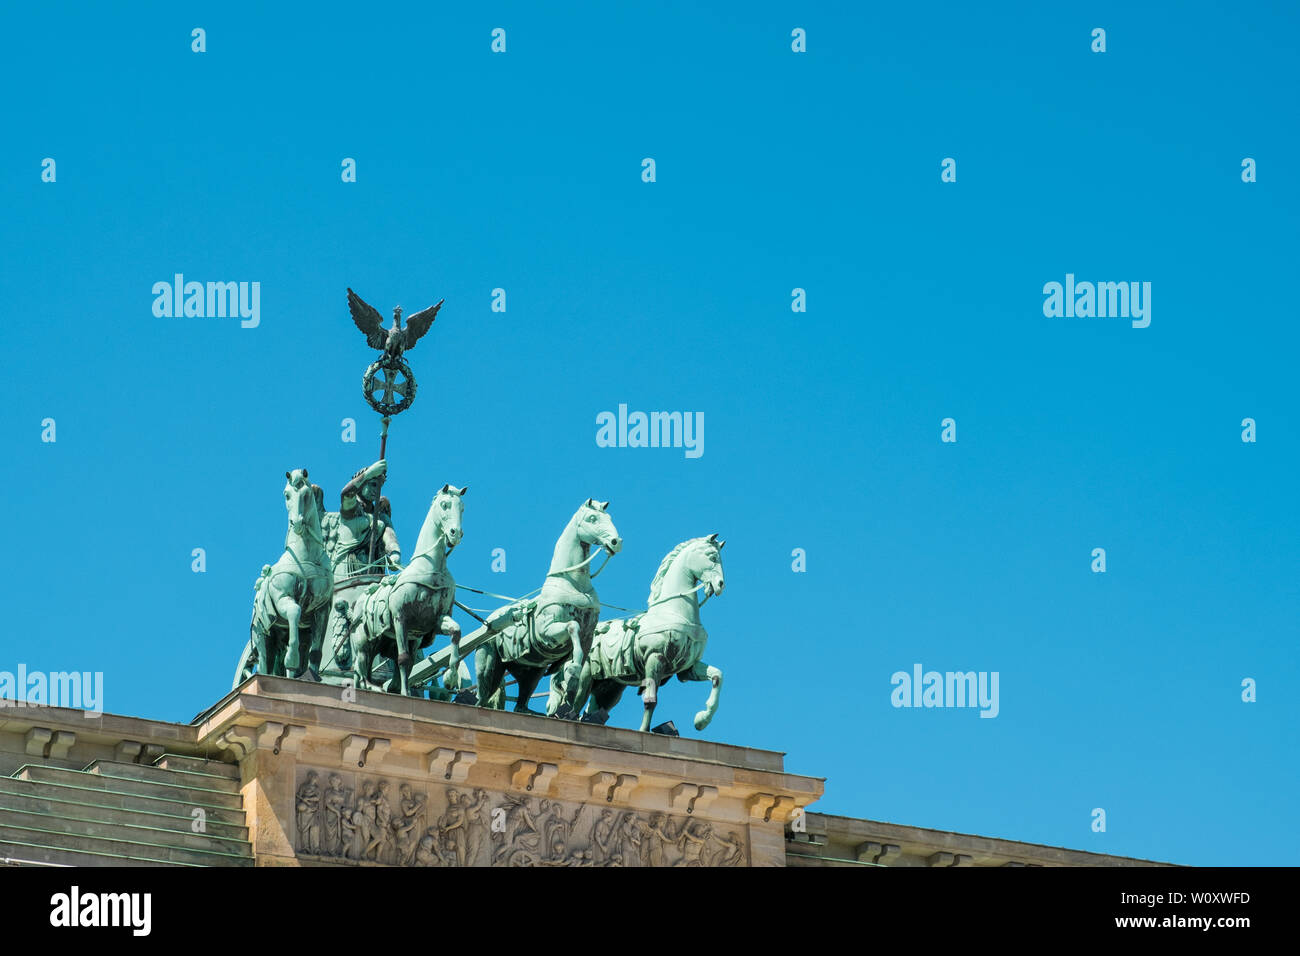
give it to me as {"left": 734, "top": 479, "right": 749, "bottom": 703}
{"left": 234, "top": 289, "right": 729, "bottom": 734}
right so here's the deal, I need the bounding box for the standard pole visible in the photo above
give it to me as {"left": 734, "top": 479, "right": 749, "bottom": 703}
{"left": 368, "top": 417, "right": 391, "bottom": 569}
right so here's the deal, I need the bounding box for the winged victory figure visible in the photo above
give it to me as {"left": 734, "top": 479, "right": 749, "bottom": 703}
{"left": 348, "top": 287, "right": 443, "bottom": 362}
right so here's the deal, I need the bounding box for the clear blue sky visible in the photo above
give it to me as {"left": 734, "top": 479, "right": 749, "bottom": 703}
{"left": 2, "top": 1, "right": 1296, "bottom": 866}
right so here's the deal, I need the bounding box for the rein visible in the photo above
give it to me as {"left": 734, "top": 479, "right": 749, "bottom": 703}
{"left": 647, "top": 581, "right": 712, "bottom": 610}
{"left": 547, "top": 545, "right": 614, "bottom": 579}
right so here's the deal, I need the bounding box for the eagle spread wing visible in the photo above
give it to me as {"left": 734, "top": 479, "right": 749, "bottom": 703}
{"left": 347, "top": 288, "right": 388, "bottom": 350}
{"left": 403, "top": 299, "right": 443, "bottom": 350}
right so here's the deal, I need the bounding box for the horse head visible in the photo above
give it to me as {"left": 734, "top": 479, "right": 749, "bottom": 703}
{"left": 427, "top": 483, "right": 467, "bottom": 551}
{"left": 283, "top": 468, "right": 321, "bottom": 538}
{"left": 649, "top": 533, "right": 726, "bottom": 605}
{"left": 695, "top": 533, "right": 726, "bottom": 596}
{"left": 576, "top": 498, "right": 622, "bottom": 554}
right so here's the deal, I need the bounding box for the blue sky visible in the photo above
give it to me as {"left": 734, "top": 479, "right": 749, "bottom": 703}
{"left": 2, "top": 1, "right": 1296, "bottom": 865}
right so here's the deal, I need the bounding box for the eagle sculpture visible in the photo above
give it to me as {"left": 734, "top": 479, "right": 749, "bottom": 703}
{"left": 348, "top": 287, "right": 443, "bottom": 362}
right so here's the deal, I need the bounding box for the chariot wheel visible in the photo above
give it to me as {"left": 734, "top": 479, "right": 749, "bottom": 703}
{"left": 505, "top": 848, "right": 541, "bottom": 867}
{"left": 233, "top": 639, "right": 257, "bottom": 689}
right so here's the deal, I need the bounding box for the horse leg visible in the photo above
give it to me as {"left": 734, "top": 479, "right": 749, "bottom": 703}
{"left": 545, "top": 670, "right": 566, "bottom": 716}
{"left": 305, "top": 610, "right": 327, "bottom": 682}
{"left": 512, "top": 666, "right": 545, "bottom": 715}
{"left": 536, "top": 620, "right": 581, "bottom": 683}
{"left": 538, "top": 621, "right": 582, "bottom": 716}
{"left": 280, "top": 598, "right": 304, "bottom": 676}
{"left": 689, "top": 663, "right": 723, "bottom": 731}
{"left": 570, "top": 655, "right": 595, "bottom": 715}
{"left": 350, "top": 628, "right": 374, "bottom": 692}
{"left": 393, "top": 612, "right": 411, "bottom": 696}
{"left": 251, "top": 623, "right": 270, "bottom": 678}
{"left": 475, "top": 645, "right": 502, "bottom": 709}
{"left": 640, "top": 652, "right": 666, "bottom": 732}
{"left": 585, "top": 679, "right": 624, "bottom": 723}
{"left": 549, "top": 649, "right": 593, "bottom": 717}
{"left": 441, "top": 615, "right": 462, "bottom": 691}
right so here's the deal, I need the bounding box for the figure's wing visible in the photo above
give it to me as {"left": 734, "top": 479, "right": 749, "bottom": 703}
{"left": 347, "top": 288, "right": 388, "bottom": 349}
{"left": 403, "top": 298, "right": 443, "bottom": 350}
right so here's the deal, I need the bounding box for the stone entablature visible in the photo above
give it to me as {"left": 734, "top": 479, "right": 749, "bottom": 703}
{"left": 1, "top": 689, "right": 1174, "bottom": 867}
{"left": 786, "top": 813, "right": 1176, "bottom": 867}
{"left": 193, "top": 676, "right": 823, "bottom": 866}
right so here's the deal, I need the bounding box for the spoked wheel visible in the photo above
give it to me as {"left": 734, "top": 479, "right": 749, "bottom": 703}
{"left": 233, "top": 639, "right": 257, "bottom": 689}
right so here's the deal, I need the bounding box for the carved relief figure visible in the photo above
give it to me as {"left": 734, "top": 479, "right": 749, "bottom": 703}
{"left": 415, "top": 832, "right": 443, "bottom": 866}
{"left": 394, "top": 784, "right": 426, "bottom": 865}
{"left": 676, "top": 819, "right": 713, "bottom": 866}
{"left": 291, "top": 768, "right": 751, "bottom": 868}
{"left": 365, "top": 779, "right": 396, "bottom": 862}
{"left": 322, "top": 773, "right": 347, "bottom": 856}
{"left": 438, "top": 789, "right": 470, "bottom": 867}
{"left": 709, "top": 830, "right": 747, "bottom": 868}
{"left": 591, "top": 809, "right": 617, "bottom": 864}
{"left": 344, "top": 780, "right": 377, "bottom": 860}
{"left": 618, "top": 811, "right": 648, "bottom": 866}
{"left": 493, "top": 795, "right": 542, "bottom": 864}
{"left": 295, "top": 770, "right": 322, "bottom": 855}
{"left": 463, "top": 789, "right": 491, "bottom": 866}
{"left": 646, "top": 812, "right": 678, "bottom": 867}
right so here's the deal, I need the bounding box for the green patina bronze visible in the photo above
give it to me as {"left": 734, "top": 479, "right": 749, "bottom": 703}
{"left": 474, "top": 500, "right": 622, "bottom": 715}
{"left": 232, "top": 288, "right": 730, "bottom": 735}
{"left": 566, "top": 535, "right": 726, "bottom": 732}
{"left": 240, "top": 470, "right": 333, "bottom": 682}
{"left": 323, "top": 460, "right": 400, "bottom": 580}
{"left": 345, "top": 484, "right": 466, "bottom": 696}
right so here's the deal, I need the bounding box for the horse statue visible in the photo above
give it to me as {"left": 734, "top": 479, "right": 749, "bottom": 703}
{"left": 566, "top": 534, "right": 725, "bottom": 732}
{"left": 345, "top": 484, "right": 466, "bottom": 696}
{"left": 246, "top": 469, "right": 334, "bottom": 680}
{"left": 476, "top": 499, "right": 622, "bottom": 714}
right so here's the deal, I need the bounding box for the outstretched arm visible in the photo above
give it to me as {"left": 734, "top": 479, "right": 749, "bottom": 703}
{"left": 342, "top": 459, "right": 388, "bottom": 501}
